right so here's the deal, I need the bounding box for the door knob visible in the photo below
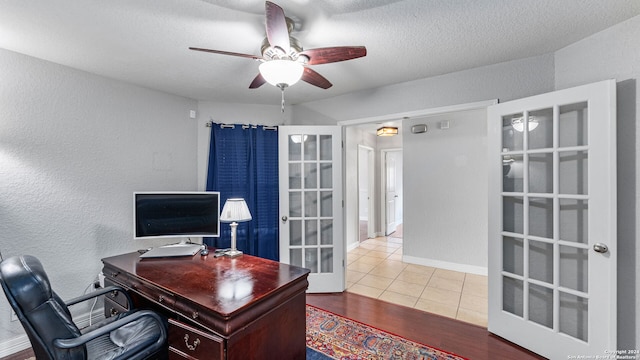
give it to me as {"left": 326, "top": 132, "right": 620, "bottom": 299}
{"left": 281, "top": 215, "right": 288, "bottom": 223}
{"left": 593, "top": 243, "right": 609, "bottom": 254}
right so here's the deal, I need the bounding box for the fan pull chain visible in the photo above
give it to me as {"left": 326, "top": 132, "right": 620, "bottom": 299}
{"left": 281, "top": 86, "right": 285, "bottom": 113}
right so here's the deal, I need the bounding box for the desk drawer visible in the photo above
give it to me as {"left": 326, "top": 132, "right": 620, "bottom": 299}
{"left": 128, "top": 277, "right": 176, "bottom": 309}
{"left": 168, "top": 319, "right": 225, "bottom": 360}
{"left": 103, "top": 265, "right": 130, "bottom": 284}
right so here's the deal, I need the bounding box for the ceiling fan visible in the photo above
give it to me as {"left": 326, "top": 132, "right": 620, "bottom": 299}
{"left": 189, "top": 1, "right": 367, "bottom": 91}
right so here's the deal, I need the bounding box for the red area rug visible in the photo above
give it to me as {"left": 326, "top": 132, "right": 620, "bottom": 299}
{"left": 306, "top": 305, "right": 468, "bottom": 360}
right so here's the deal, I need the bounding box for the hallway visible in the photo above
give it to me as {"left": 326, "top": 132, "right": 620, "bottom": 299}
{"left": 346, "top": 229, "right": 488, "bottom": 327}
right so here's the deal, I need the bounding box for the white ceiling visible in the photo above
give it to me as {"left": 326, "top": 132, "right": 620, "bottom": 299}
{"left": 1, "top": 0, "right": 638, "bottom": 106}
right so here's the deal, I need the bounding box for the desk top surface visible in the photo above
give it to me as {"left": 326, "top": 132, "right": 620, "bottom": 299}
{"left": 102, "top": 250, "right": 309, "bottom": 317}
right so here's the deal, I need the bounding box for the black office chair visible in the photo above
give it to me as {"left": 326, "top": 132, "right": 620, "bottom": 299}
{"left": 0, "top": 255, "right": 167, "bottom": 360}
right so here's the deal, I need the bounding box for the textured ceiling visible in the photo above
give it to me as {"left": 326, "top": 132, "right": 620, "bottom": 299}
{"left": 1, "top": 0, "right": 638, "bottom": 106}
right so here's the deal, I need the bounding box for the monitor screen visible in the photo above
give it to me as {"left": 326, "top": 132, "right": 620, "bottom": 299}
{"left": 134, "top": 192, "right": 220, "bottom": 239}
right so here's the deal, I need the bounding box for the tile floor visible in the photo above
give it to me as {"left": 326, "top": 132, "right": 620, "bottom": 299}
{"left": 346, "top": 235, "right": 488, "bottom": 327}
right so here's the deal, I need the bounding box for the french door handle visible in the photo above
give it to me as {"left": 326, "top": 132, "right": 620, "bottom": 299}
{"left": 593, "top": 243, "right": 609, "bottom": 254}
{"left": 281, "top": 215, "right": 288, "bottom": 223}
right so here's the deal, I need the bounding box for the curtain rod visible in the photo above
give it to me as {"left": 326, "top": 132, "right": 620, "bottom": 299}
{"left": 205, "top": 121, "right": 278, "bottom": 131}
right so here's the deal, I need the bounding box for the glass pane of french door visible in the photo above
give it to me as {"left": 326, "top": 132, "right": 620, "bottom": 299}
{"left": 289, "top": 133, "right": 331, "bottom": 272}
{"left": 500, "top": 103, "right": 591, "bottom": 335}
{"left": 279, "top": 126, "right": 344, "bottom": 293}
{"left": 488, "top": 80, "right": 616, "bottom": 359}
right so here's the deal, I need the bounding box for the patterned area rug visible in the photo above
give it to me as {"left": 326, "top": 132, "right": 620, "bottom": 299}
{"left": 306, "top": 305, "right": 468, "bottom": 360}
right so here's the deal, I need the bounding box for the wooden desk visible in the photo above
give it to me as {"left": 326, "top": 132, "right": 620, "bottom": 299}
{"left": 101, "top": 251, "right": 309, "bottom": 360}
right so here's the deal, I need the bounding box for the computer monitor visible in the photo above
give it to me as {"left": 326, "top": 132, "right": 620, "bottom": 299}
{"left": 134, "top": 191, "right": 220, "bottom": 241}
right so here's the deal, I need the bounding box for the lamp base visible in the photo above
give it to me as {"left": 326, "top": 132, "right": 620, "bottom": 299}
{"left": 224, "top": 249, "right": 243, "bottom": 258}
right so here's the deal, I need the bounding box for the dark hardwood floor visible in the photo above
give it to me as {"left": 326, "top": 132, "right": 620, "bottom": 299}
{"left": 3, "top": 292, "right": 545, "bottom": 360}
{"left": 307, "top": 292, "right": 546, "bottom": 360}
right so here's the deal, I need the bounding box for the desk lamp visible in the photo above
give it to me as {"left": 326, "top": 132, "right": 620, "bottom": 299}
{"left": 220, "top": 198, "right": 252, "bottom": 257}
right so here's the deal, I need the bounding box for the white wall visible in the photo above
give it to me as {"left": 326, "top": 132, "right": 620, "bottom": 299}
{"left": 403, "top": 109, "right": 488, "bottom": 274}
{"left": 554, "top": 14, "right": 640, "bottom": 351}
{"left": 0, "top": 48, "right": 198, "bottom": 353}
{"left": 292, "top": 54, "right": 554, "bottom": 123}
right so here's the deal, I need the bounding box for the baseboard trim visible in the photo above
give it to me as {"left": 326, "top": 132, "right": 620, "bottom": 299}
{"left": 0, "top": 335, "right": 31, "bottom": 358}
{"left": 347, "top": 241, "right": 360, "bottom": 252}
{"left": 402, "top": 255, "right": 488, "bottom": 276}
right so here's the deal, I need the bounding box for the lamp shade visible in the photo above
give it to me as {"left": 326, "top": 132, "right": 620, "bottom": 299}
{"left": 220, "top": 198, "right": 252, "bottom": 223}
{"left": 259, "top": 60, "right": 304, "bottom": 87}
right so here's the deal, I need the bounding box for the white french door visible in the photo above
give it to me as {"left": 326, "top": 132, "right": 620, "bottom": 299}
{"left": 487, "top": 80, "right": 616, "bottom": 358}
{"left": 278, "top": 126, "right": 344, "bottom": 293}
{"left": 385, "top": 150, "right": 398, "bottom": 235}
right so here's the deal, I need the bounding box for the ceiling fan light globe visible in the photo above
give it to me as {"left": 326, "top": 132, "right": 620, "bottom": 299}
{"left": 511, "top": 116, "right": 539, "bottom": 132}
{"left": 259, "top": 60, "right": 304, "bottom": 87}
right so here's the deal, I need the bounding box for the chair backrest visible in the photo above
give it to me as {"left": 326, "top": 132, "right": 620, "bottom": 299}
{"left": 0, "top": 255, "right": 86, "bottom": 360}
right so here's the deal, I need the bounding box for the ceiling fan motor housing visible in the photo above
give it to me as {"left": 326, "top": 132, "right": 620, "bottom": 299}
{"left": 260, "top": 34, "right": 304, "bottom": 62}
{"left": 260, "top": 16, "right": 306, "bottom": 63}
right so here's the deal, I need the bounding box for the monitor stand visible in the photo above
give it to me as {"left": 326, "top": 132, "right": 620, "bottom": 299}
{"left": 139, "top": 239, "right": 203, "bottom": 258}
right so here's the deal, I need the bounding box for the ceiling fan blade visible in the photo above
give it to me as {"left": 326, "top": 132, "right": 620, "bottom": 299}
{"left": 301, "top": 67, "right": 332, "bottom": 89}
{"left": 189, "top": 47, "right": 262, "bottom": 60}
{"left": 249, "top": 73, "right": 267, "bottom": 89}
{"left": 265, "top": 1, "right": 290, "bottom": 53}
{"left": 299, "top": 46, "right": 367, "bottom": 65}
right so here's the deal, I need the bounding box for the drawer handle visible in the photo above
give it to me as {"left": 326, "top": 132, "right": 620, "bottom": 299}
{"left": 192, "top": 311, "right": 199, "bottom": 319}
{"left": 184, "top": 334, "right": 200, "bottom": 351}
{"left": 110, "top": 291, "right": 118, "bottom": 298}
{"left": 158, "top": 295, "right": 164, "bottom": 303}
{"left": 110, "top": 308, "right": 118, "bottom": 316}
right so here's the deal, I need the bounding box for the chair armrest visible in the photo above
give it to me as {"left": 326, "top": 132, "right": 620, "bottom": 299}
{"left": 52, "top": 310, "right": 166, "bottom": 349}
{"left": 65, "top": 285, "right": 133, "bottom": 308}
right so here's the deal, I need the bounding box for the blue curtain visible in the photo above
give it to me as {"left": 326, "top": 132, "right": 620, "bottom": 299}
{"left": 204, "top": 123, "right": 279, "bottom": 261}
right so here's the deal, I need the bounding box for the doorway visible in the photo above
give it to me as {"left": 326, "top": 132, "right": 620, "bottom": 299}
{"left": 340, "top": 100, "right": 495, "bottom": 327}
